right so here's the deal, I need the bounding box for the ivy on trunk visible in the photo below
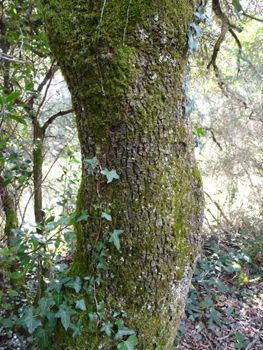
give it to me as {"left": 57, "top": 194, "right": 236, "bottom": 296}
{"left": 41, "top": 0, "right": 204, "bottom": 348}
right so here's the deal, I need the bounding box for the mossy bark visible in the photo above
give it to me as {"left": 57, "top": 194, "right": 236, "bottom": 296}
{"left": 33, "top": 122, "right": 45, "bottom": 234}
{"left": 0, "top": 176, "right": 18, "bottom": 246}
{"left": 41, "top": 0, "right": 204, "bottom": 349}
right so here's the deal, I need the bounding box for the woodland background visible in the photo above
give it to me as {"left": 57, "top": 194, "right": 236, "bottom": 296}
{"left": 1, "top": 0, "right": 263, "bottom": 349}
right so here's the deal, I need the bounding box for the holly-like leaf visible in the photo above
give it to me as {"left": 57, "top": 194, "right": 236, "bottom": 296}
{"left": 235, "top": 331, "right": 244, "bottom": 343}
{"left": 187, "top": 30, "right": 199, "bottom": 51}
{"left": 84, "top": 157, "right": 97, "bottom": 169}
{"left": 75, "top": 299, "right": 86, "bottom": 311}
{"left": 55, "top": 305, "right": 76, "bottom": 331}
{"left": 101, "top": 168, "right": 119, "bottom": 183}
{"left": 7, "top": 289, "right": 19, "bottom": 296}
{"left": 69, "top": 319, "right": 83, "bottom": 338}
{"left": 45, "top": 216, "right": 55, "bottom": 224}
{"left": 115, "top": 319, "right": 135, "bottom": 340}
{"left": 232, "top": 0, "right": 242, "bottom": 13}
{"left": 4, "top": 91, "right": 21, "bottom": 104}
{"left": 38, "top": 297, "right": 55, "bottom": 317}
{"left": 7, "top": 271, "right": 24, "bottom": 279}
{"left": 182, "top": 103, "right": 192, "bottom": 117}
{"left": 100, "top": 321, "right": 114, "bottom": 336}
{"left": 109, "top": 230, "right": 123, "bottom": 251}
{"left": 16, "top": 307, "right": 42, "bottom": 334}
{"left": 9, "top": 115, "right": 27, "bottom": 127}
{"left": 117, "top": 334, "right": 138, "bottom": 350}
{"left": 65, "top": 276, "right": 82, "bottom": 293}
{"left": 190, "top": 22, "right": 202, "bottom": 37}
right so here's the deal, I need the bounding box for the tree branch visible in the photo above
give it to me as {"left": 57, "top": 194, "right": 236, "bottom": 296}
{"left": 42, "top": 109, "right": 74, "bottom": 136}
{"left": 242, "top": 12, "right": 263, "bottom": 23}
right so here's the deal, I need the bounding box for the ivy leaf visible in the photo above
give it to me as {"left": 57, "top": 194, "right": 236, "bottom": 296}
{"left": 101, "top": 168, "right": 119, "bottom": 183}
{"left": 56, "top": 211, "right": 77, "bottom": 227}
{"left": 69, "top": 319, "right": 83, "bottom": 338}
{"left": 38, "top": 297, "right": 55, "bottom": 317}
{"left": 76, "top": 209, "right": 89, "bottom": 222}
{"left": 96, "top": 261, "right": 109, "bottom": 270}
{"left": 46, "top": 311, "right": 57, "bottom": 329}
{"left": 100, "top": 321, "right": 114, "bottom": 336}
{"left": 53, "top": 292, "right": 65, "bottom": 306}
{"left": 102, "top": 212, "right": 112, "bottom": 221}
{"left": 232, "top": 0, "right": 242, "bottom": 13}
{"left": 190, "top": 22, "right": 202, "bottom": 37}
{"left": 55, "top": 305, "right": 76, "bottom": 331}
{"left": 35, "top": 327, "right": 50, "bottom": 349}
{"left": 88, "top": 312, "right": 97, "bottom": 322}
{"left": 75, "top": 299, "right": 86, "bottom": 311}
{"left": 16, "top": 307, "right": 42, "bottom": 334}
{"left": 52, "top": 276, "right": 72, "bottom": 293}
{"left": 109, "top": 230, "right": 123, "bottom": 251}
{"left": 84, "top": 157, "right": 97, "bottom": 169}
{"left": 117, "top": 334, "right": 138, "bottom": 350}
{"left": 115, "top": 319, "right": 135, "bottom": 340}
{"left": 65, "top": 276, "right": 82, "bottom": 293}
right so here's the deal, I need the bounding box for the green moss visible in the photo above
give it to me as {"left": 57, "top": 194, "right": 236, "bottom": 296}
{"left": 41, "top": 0, "right": 204, "bottom": 348}
{"left": 4, "top": 195, "right": 18, "bottom": 240}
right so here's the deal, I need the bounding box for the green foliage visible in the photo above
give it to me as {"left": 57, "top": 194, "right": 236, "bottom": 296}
{"left": 55, "top": 305, "right": 77, "bottom": 331}
{"left": 109, "top": 229, "right": 123, "bottom": 251}
{"left": 176, "top": 231, "right": 263, "bottom": 347}
{"left": 16, "top": 307, "right": 42, "bottom": 334}
{"left": 101, "top": 168, "right": 120, "bottom": 183}
{"left": 117, "top": 334, "right": 138, "bottom": 350}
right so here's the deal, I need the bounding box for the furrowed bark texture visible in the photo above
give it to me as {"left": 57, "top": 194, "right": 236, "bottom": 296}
{"left": 41, "top": 0, "right": 204, "bottom": 349}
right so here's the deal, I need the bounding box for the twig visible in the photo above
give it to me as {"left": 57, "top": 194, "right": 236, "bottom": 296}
{"left": 242, "top": 12, "right": 263, "bottom": 23}
{"left": 244, "top": 319, "right": 263, "bottom": 349}
{"left": 123, "top": 0, "right": 132, "bottom": 46}
{"left": 98, "top": 0, "right": 107, "bottom": 37}
{"left": 34, "top": 64, "right": 56, "bottom": 142}
{"left": 204, "top": 191, "right": 230, "bottom": 224}
{"left": 96, "top": 0, "right": 107, "bottom": 96}
{"left": 217, "top": 330, "right": 234, "bottom": 340}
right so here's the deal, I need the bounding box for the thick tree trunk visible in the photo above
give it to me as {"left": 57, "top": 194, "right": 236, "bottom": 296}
{"left": 42, "top": 0, "right": 204, "bottom": 349}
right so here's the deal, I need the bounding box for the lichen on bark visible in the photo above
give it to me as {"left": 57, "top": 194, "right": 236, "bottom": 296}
{"left": 41, "top": 0, "right": 204, "bottom": 349}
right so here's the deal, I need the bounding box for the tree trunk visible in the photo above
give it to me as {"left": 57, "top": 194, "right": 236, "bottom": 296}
{"left": 33, "top": 122, "right": 45, "bottom": 234}
{"left": 41, "top": 0, "right": 204, "bottom": 349}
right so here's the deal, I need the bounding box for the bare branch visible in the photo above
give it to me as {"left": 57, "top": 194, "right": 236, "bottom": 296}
{"left": 42, "top": 108, "right": 74, "bottom": 136}
{"left": 242, "top": 12, "right": 263, "bottom": 23}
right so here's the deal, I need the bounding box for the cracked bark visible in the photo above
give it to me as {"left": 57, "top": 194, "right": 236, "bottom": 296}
{"left": 42, "top": 0, "right": 204, "bottom": 348}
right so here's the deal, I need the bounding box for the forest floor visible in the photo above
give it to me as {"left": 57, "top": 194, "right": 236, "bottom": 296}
{"left": 1, "top": 231, "right": 263, "bottom": 349}
{"left": 175, "top": 231, "right": 263, "bottom": 350}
